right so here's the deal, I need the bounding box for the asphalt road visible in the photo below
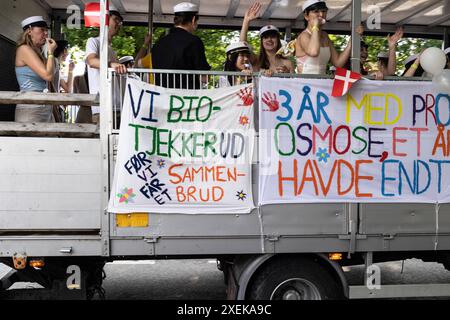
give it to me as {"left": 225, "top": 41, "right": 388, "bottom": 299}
{"left": 1, "top": 258, "right": 450, "bottom": 299}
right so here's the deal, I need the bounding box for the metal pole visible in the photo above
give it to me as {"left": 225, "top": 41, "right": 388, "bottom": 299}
{"left": 444, "top": 27, "right": 450, "bottom": 50}
{"left": 351, "top": 0, "right": 362, "bottom": 73}
{"left": 148, "top": 0, "right": 154, "bottom": 38}
{"left": 52, "top": 15, "right": 62, "bottom": 40}
{"left": 285, "top": 26, "right": 292, "bottom": 42}
{"left": 99, "top": 0, "right": 111, "bottom": 257}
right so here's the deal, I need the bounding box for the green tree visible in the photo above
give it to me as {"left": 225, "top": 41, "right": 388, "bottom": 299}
{"left": 63, "top": 24, "right": 443, "bottom": 75}
{"left": 329, "top": 34, "right": 442, "bottom": 75}
{"left": 195, "top": 29, "right": 238, "bottom": 70}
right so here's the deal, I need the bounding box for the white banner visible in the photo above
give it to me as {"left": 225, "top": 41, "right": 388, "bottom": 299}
{"left": 109, "top": 78, "right": 255, "bottom": 214}
{"left": 259, "top": 77, "right": 450, "bottom": 204}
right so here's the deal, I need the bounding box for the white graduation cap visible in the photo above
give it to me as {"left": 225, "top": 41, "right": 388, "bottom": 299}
{"left": 404, "top": 54, "right": 418, "bottom": 66}
{"left": 109, "top": 3, "right": 123, "bottom": 20}
{"left": 226, "top": 41, "right": 251, "bottom": 55}
{"left": 377, "top": 52, "right": 389, "bottom": 59}
{"left": 302, "top": 0, "right": 327, "bottom": 12}
{"left": 259, "top": 25, "right": 280, "bottom": 37}
{"left": 174, "top": 2, "right": 199, "bottom": 14}
{"left": 21, "top": 16, "right": 48, "bottom": 30}
{"left": 119, "top": 56, "right": 134, "bottom": 64}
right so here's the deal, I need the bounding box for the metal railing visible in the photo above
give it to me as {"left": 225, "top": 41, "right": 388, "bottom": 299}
{"left": 0, "top": 70, "right": 432, "bottom": 135}
{"left": 110, "top": 69, "right": 258, "bottom": 132}
{"left": 108, "top": 68, "right": 432, "bottom": 132}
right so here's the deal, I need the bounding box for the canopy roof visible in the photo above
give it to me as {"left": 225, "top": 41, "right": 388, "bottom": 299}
{"left": 20, "top": 0, "right": 450, "bottom": 37}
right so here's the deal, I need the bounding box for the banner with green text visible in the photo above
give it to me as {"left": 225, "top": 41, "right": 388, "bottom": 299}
{"left": 259, "top": 77, "right": 450, "bottom": 204}
{"left": 109, "top": 78, "right": 255, "bottom": 214}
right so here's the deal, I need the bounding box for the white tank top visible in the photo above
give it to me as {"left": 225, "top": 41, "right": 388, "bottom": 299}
{"left": 296, "top": 30, "right": 331, "bottom": 75}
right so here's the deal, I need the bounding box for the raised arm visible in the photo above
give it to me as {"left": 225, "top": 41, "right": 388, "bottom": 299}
{"left": 86, "top": 38, "right": 127, "bottom": 74}
{"left": 403, "top": 56, "right": 421, "bottom": 77}
{"left": 240, "top": 2, "right": 261, "bottom": 42}
{"left": 17, "top": 39, "right": 57, "bottom": 82}
{"left": 296, "top": 18, "right": 321, "bottom": 57}
{"left": 387, "top": 27, "right": 403, "bottom": 76}
{"left": 135, "top": 33, "right": 152, "bottom": 65}
{"left": 329, "top": 39, "right": 351, "bottom": 68}
{"left": 330, "top": 24, "right": 363, "bottom": 68}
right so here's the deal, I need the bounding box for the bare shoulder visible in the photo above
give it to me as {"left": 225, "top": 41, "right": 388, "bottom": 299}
{"left": 16, "top": 45, "right": 36, "bottom": 65}
{"left": 299, "top": 31, "right": 310, "bottom": 40}
{"left": 16, "top": 44, "right": 33, "bottom": 54}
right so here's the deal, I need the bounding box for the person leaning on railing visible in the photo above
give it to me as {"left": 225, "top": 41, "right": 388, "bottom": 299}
{"left": 220, "top": 41, "right": 254, "bottom": 87}
{"left": 402, "top": 53, "right": 424, "bottom": 78}
{"left": 240, "top": 2, "right": 294, "bottom": 75}
{"left": 14, "top": 16, "right": 57, "bottom": 122}
{"left": 151, "top": 2, "right": 211, "bottom": 89}
{"left": 343, "top": 40, "right": 369, "bottom": 76}
{"left": 85, "top": 4, "right": 127, "bottom": 124}
{"left": 444, "top": 47, "right": 450, "bottom": 69}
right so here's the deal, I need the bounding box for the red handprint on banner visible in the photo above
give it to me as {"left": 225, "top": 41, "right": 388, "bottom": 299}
{"left": 237, "top": 86, "right": 254, "bottom": 106}
{"left": 262, "top": 92, "right": 280, "bottom": 112}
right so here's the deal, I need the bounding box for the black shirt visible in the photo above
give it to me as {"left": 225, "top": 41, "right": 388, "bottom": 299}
{"left": 152, "top": 27, "right": 211, "bottom": 89}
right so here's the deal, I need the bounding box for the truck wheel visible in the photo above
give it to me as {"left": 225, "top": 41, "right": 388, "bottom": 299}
{"left": 247, "top": 257, "right": 343, "bottom": 300}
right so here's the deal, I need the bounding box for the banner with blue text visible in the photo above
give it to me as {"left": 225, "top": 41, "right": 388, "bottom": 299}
{"left": 259, "top": 77, "right": 450, "bottom": 204}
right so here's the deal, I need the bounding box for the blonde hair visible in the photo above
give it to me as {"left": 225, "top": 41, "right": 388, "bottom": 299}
{"left": 17, "top": 29, "right": 45, "bottom": 63}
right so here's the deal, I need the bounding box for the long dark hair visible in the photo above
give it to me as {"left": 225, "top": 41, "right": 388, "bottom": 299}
{"left": 224, "top": 50, "right": 250, "bottom": 85}
{"left": 258, "top": 31, "right": 282, "bottom": 70}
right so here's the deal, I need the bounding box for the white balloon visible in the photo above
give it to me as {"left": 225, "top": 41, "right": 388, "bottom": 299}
{"left": 432, "top": 69, "right": 450, "bottom": 95}
{"left": 421, "top": 47, "right": 447, "bottom": 76}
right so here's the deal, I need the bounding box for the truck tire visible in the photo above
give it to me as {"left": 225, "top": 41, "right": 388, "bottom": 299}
{"left": 247, "top": 257, "right": 343, "bottom": 300}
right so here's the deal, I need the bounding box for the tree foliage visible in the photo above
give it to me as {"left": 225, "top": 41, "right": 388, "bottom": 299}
{"left": 63, "top": 24, "right": 443, "bottom": 74}
{"left": 329, "top": 34, "right": 442, "bottom": 75}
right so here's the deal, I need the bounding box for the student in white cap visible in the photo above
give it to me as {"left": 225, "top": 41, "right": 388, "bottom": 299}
{"left": 295, "top": 0, "right": 364, "bottom": 74}
{"left": 85, "top": 3, "right": 127, "bottom": 124}
{"left": 15, "top": 15, "right": 57, "bottom": 122}
{"left": 329, "top": 65, "right": 336, "bottom": 76}
{"left": 239, "top": 2, "right": 294, "bottom": 74}
{"left": 374, "top": 27, "right": 403, "bottom": 77}
{"left": 119, "top": 56, "right": 135, "bottom": 68}
{"left": 402, "top": 54, "right": 424, "bottom": 77}
{"left": 219, "top": 41, "right": 254, "bottom": 87}
{"left": 376, "top": 51, "right": 389, "bottom": 74}
{"left": 152, "top": 2, "right": 211, "bottom": 89}
{"left": 445, "top": 47, "right": 450, "bottom": 69}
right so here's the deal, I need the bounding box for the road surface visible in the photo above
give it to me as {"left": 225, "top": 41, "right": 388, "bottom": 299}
{"left": 1, "top": 258, "right": 450, "bottom": 299}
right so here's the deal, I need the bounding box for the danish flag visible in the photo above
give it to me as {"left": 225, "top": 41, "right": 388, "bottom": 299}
{"left": 331, "top": 67, "right": 361, "bottom": 97}
{"left": 84, "top": 2, "right": 109, "bottom": 27}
